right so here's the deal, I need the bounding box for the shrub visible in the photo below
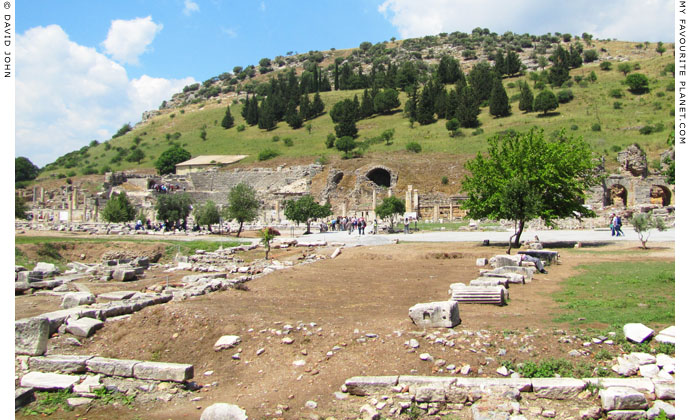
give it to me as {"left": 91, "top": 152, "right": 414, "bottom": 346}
{"left": 573, "top": 75, "right": 583, "bottom": 83}
{"left": 325, "top": 133, "right": 336, "bottom": 148}
{"left": 282, "top": 137, "right": 294, "bottom": 147}
{"left": 666, "top": 81, "right": 674, "bottom": 92}
{"left": 236, "top": 124, "right": 245, "bottom": 132}
{"left": 406, "top": 142, "right": 422, "bottom": 153}
{"left": 272, "top": 135, "right": 280, "bottom": 142}
{"left": 599, "top": 61, "right": 612, "bottom": 71}
{"left": 613, "top": 101, "right": 623, "bottom": 109}
{"left": 609, "top": 88, "right": 624, "bottom": 98}
{"left": 639, "top": 125, "right": 654, "bottom": 135}
{"left": 441, "top": 176, "right": 449, "bottom": 185}
{"left": 557, "top": 89, "right": 574, "bottom": 103}
{"left": 625, "top": 73, "right": 650, "bottom": 94}
{"left": 591, "top": 123, "right": 601, "bottom": 131}
{"left": 570, "top": 124, "right": 578, "bottom": 131}
{"left": 258, "top": 149, "right": 280, "bottom": 161}
{"left": 583, "top": 49, "right": 598, "bottom": 62}
{"left": 611, "top": 145, "right": 622, "bottom": 152}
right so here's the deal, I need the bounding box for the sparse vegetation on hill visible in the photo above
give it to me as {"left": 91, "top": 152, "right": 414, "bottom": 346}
{"left": 33, "top": 33, "right": 673, "bottom": 188}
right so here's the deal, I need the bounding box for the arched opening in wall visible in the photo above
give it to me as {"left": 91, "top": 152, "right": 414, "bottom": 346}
{"left": 366, "top": 168, "right": 391, "bottom": 187}
{"left": 332, "top": 172, "right": 343, "bottom": 185}
{"left": 607, "top": 184, "right": 628, "bottom": 207}
{"left": 650, "top": 185, "right": 672, "bottom": 206}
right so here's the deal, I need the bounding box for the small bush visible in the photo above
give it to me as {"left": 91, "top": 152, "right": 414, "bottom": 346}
{"left": 591, "top": 123, "right": 602, "bottom": 131}
{"left": 557, "top": 89, "right": 574, "bottom": 103}
{"left": 639, "top": 125, "right": 654, "bottom": 135}
{"left": 594, "top": 349, "right": 613, "bottom": 360}
{"left": 272, "top": 135, "right": 280, "bottom": 142}
{"left": 236, "top": 124, "right": 246, "bottom": 132}
{"left": 441, "top": 176, "right": 449, "bottom": 185}
{"left": 611, "top": 145, "right": 622, "bottom": 152}
{"left": 282, "top": 137, "right": 294, "bottom": 147}
{"left": 573, "top": 75, "right": 583, "bottom": 83}
{"left": 258, "top": 149, "right": 280, "bottom": 161}
{"left": 325, "top": 133, "right": 336, "bottom": 148}
{"left": 613, "top": 101, "right": 623, "bottom": 109}
{"left": 609, "top": 88, "right": 624, "bottom": 98}
{"left": 583, "top": 49, "right": 598, "bottom": 62}
{"left": 599, "top": 61, "right": 612, "bottom": 71}
{"left": 406, "top": 142, "right": 422, "bottom": 153}
{"left": 472, "top": 128, "right": 484, "bottom": 136}
{"left": 570, "top": 124, "right": 579, "bottom": 131}
{"left": 666, "top": 81, "right": 674, "bottom": 92}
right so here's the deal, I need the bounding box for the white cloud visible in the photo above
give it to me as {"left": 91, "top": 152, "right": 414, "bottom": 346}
{"left": 260, "top": 1, "right": 266, "bottom": 12}
{"left": 378, "top": 0, "right": 673, "bottom": 42}
{"left": 221, "top": 26, "right": 238, "bottom": 38}
{"left": 102, "top": 16, "right": 163, "bottom": 65}
{"left": 183, "top": 0, "right": 200, "bottom": 16}
{"left": 16, "top": 25, "right": 195, "bottom": 167}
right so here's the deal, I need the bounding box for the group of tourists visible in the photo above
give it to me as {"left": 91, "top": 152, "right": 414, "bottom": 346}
{"left": 151, "top": 183, "right": 184, "bottom": 194}
{"left": 609, "top": 213, "right": 624, "bottom": 237}
{"left": 326, "top": 216, "right": 375, "bottom": 235}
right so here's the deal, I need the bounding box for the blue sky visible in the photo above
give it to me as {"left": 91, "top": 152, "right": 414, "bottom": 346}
{"left": 15, "top": 0, "right": 674, "bottom": 166}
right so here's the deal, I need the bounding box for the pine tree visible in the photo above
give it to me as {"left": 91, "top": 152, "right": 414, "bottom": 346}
{"left": 241, "top": 92, "right": 249, "bottom": 120}
{"left": 352, "top": 95, "right": 361, "bottom": 120}
{"left": 489, "top": 78, "right": 511, "bottom": 118}
{"left": 334, "top": 61, "right": 339, "bottom": 90}
{"left": 312, "top": 92, "right": 325, "bottom": 116}
{"left": 285, "top": 99, "right": 302, "bottom": 129}
{"left": 404, "top": 83, "right": 419, "bottom": 124}
{"left": 568, "top": 45, "right": 582, "bottom": 69}
{"left": 457, "top": 86, "right": 480, "bottom": 128}
{"left": 360, "top": 89, "right": 375, "bottom": 118}
{"left": 245, "top": 95, "right": 259, "bottom": 125}
{"left": 518, "top": 81, "right": 534, "bottom": 113}
{"left": 417, "top": 83, "right": 436, "bottom": 125}
{"left": 548, "top": 46, "right": 571, "bottom": 87}
{"left": 221, "top": 105, "right": 234, "bottom": 129}
{"left": 299, "top": 93, "right": 311, "bottom": 121}
{"left": 258, "top": 98, "right": 276, "bottom": 130}
{"left": 505, "top": 51, "right": 522, "bottom": 76}
{"left": 468, "top": 61, "right": 495, "bottom": 102}
{"left": 494, "top": 50, "right": 506, "bottom": 77}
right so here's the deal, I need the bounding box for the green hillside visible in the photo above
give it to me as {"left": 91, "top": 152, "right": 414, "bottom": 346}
{"left": 37, "top": 37, "right": 674, "bottom": 181}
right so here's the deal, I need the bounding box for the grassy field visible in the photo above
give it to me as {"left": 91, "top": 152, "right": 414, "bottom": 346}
{"left": 552, "top": 261, "right": 674, "bottom": 328}
{"left": 37, "top": 39, "right": 674, "bottom": 180}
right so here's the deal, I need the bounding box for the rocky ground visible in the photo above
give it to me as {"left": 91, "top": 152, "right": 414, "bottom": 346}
{"left": 14, "top": 236, "right": 675, "bottom": 419}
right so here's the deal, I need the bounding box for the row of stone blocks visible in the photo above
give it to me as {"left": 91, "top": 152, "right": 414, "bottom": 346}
{"left": 343, "top": 375, "right": 674, "bottom": 403}
{"left": 21, "top": 355, "right": 194, "bottom": 385}
{"left": 16, "top": 293, "right": 172, "bottom": 356}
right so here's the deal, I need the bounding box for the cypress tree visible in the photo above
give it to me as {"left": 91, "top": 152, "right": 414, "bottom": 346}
{"left": 468, "top": 61, "right": 495, "bottom": 102}
{"left": 241, "top": 92, "right": 249, "bottom": 120}
{"left": 299, "top": 93, "right": 311, "bottom": 121}
{"left": 568, "top": 45, "right": 582, "bottom": 69}
{"left": 548, "top": 46, "right": 571, "bottom": 87}
{"left": 518, "top": 81, "right": 534, "bottom": 113}
{"left": 505, "top": 50, "right": 522, "bottom": 76}
{"left": 285, "top": 99, "right": 302, "bottom": 129}
{"left": 489, "top": 77, "right": 511, "bottom": 117}
{"left": 334, "top": 60, "right": 339, "bottom": 90}
{"left": 221, "top": 105, "right": 234, "bottom": 129}
{"left": 352, "top": 95, "right": 361, "bottom": 120}
{"left": 494, "top": 50, "right": 506, "bottom": 77}
{"left": 258, "top": 98, "right": 276, "bottom": 130}
{"left": 245, "top": 95, "right": 259, "bottom": 125}
{"left": 404, "top": 83, "right": 419, "bottom": 124}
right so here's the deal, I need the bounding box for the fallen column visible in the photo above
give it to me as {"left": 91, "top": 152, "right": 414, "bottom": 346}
{"left": 449, "top": 283, "right": 507, "bottom": 306}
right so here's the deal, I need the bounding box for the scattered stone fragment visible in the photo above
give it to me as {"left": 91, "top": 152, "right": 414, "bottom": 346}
{"left": 305, "top": 400, "right": 318, "bottom": 409}
{"left": 14, "top": 387, "right": 34, "bottom": 410}
{"left": 200, "top": 403, "right": 248, "bottom": 420}
{"left": 360, "top": 404, "right": 379, "bottom": 420}
{"left": 496, "top": 366, "right": 509, "bottom": 376}
{"left": 214, "top": 335, "right": 241, "bottom": 351}
{"left": 654, "top": 326, "right": 675, "bottom": 344}
{"left": 647, "top": 400, "right": 676, "bottom": 419}
{"left": 282, "top": 337, "right": 295, "bottom": 344}
{"left": 419, "top": 353, "right": 432, "bottom": 361}
{"left": 61, "top": 292, "right": 96, "bottom": 309}
{"left": 65, "top": 317, "right": 103, "bottom": 338}
{"left": 409, "top": 338, "right": 419, "bottom": 348}
{"left": 408, "top": 301, "right": 461, "bottom": 328}
{"left": 20, "top": 371, "right": 80, "bottom": 390}
{"left": 15, "top": 317, "right": 49, "bottom": 356}
{"left": 67, "top": 397, "right": 92, "bottom": 407}
{"left": 623, "top": 323, "right": 654, "bottom": 343}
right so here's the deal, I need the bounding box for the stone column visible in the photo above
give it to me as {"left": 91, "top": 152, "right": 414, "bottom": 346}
{"left": 387, "top": 189, "right": 392, "bottom": 198}
{"left": 275, "top": 201, "right": 281, "bottom": 222}
{"left": 405, "top": 185, "right": 413, "bottom": 212}
{"left": 371, "top": 189, "right": 377, "bottom": 219}
{"left": 433, "top": 205, "right": 440, "bottom": 223}
{"left": 449, "top": 202, "right": 453, "bottom": 221}
{"left": 32, "top": 186, "right": 37, "bottom": 207}
{"left": 341, "top": 203, "right": 347, "bottom": 217}
{"left": 40, "top": 187, "right": 45, "bottom": 205}
{"left": 413, "top": 189, "right": 419, "bottom": 215}
{"left": 68, "top": 200, "right": 73, "bottom": 222}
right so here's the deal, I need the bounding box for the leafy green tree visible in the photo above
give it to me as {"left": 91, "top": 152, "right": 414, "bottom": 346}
{"left": 283, "top": 195, "right": 332, "bottom": 234}
{"left": 330, "top": 98, "right": 358, "bottom": 138}
{"left": 373, "top": 88, "right": 400, "bottom": 114}
{"left": 489, "top": 78, "right": 511, "bottom": 117}
{"left": 494, "top": 50, "right": 506, "bottom": 76}
{"left": 631, "top": 213, "right": 666, "bottom": 249}
{"left": 112, "top": 123, "right": 132, "bottom": 139}
{"left": 325, "top": 133, "right": 336, "bottom": 148}
{"left": 617, "top": 62, "right": 632, "bottom": 76}
{"left": 548, "top": 46, "right": 571, "bottom": 86}
{"left": 533, "top": 90, "right": 559, "bottom": 115}
{"left": 625, "top": 73, "right": 650, "bottom": 94}
{"left": 381, "top": 128, "right": 395, "bottom": 145}
{"left": 193, "top": 200, "right": 221, "bottom": 231}
{"left": 406, "top": 142, "right": 422, "bottom": 153}
{"left": 518, "top": 81, "right": 534, "bottom": 113}
{"left": 260, "top": 227, "right": 279, "bottom": 259}
{"left": 583, "top": 49, "right": 598, "bottom": 63}
{"left": 568, "top": 44, "right": 583, "bottom": 68}
{"left": 101, "top": 192, "right": 136, "bottom": 223}
{"left": 15, "top": 157, "right": 40, "bottom": 182}
{"left": 375, "top": 196, "right": 405, "bottom": 230}
{"left": 15, "top": 195, "right": 28, "bottom": 219}
{"left": 335, "top": 136, "right": 357, "bottom": 158}
{"left": 404, "top": 83, "right": 419, "bottom": 125}
{"left": 656, "top": 41, "right": 667, "bottom": 56}
{"left": 221, "top": 106, "right": 234, "bottom": 129}
{"left": 461, "top": 128, "right": 599, "bottom": 248}
{"left": 155, "top": 145, "right": 191, "bottom": 175}
{"left": 225, "top": 183, "right": 260, "bottom": 237}
{"left": 155, "top": 193, "right": 193, "bottom": 229}
{"left": 600, "top": 61, "right": 612, "bottom": 71}
{"left": 126, "top": 148, "right": 145, "bottom": 164}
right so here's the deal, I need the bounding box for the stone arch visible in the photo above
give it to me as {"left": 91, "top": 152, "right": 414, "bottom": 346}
{"left": 606, "top": 184, "right": 628, "bottom": 207}
{"left": 650, "top": 185, "right": 672, "bottom": 206}
{"left": 366, "top": 167, "right": 392, "bottom": 187}
{"left": 331, "top": 171, "right": 344, "bottom": 185}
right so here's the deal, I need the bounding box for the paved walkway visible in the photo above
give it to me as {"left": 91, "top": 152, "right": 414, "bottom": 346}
{"left": 289, "top": 228, "right": 675, "bottom": 247}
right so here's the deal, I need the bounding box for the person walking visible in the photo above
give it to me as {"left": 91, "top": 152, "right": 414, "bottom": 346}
{"left": 614, "top": 214, "right": 624, "bottom": 237}
{"left": 404, "top": 217, "right": 410, "bottom": 234}
{"left": 609, "top": 213, "right": 616, "bottom": 236}
{"left": 373, "top": 219, "right": 378, "bottom": 235}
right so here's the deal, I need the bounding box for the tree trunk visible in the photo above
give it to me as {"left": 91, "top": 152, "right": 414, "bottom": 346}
{"left": 236, "top": 221, "right": 244, "bottom": 238}
{"left": 511, "top": 220, "right": 525, "bottom": 250}
{"left": 306, "top": 219, "right": 311, "bottom": 234}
